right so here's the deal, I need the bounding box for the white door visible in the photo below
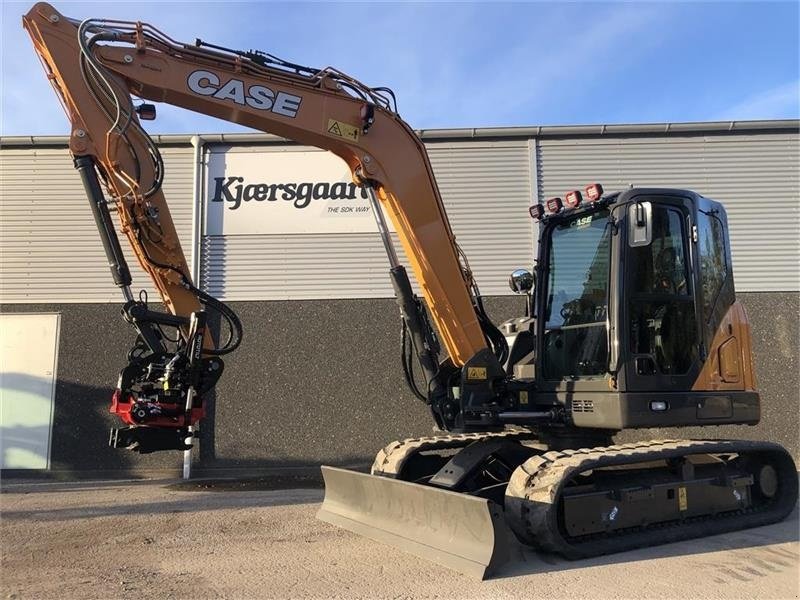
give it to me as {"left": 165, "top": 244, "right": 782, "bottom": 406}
{"left": 0, "top": 313, "right": 60, "bottom": 469}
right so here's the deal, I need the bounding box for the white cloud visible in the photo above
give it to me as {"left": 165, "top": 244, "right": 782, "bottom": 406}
{"left": 716, "top": 80, "right": 800, "bottom": 120}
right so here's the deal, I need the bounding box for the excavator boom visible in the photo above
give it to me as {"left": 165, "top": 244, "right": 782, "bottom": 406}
{"left": 22, "top": 2, "right": 515, "bottom": 450}
{"left": 23, "top": 2, "right": 487, "bottom": 366}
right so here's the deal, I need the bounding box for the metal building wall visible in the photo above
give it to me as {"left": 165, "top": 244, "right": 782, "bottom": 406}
{"left": 0, "top": 144, "right": 195, "bottom": 303}
{"left": 200, "top": 140, "right": 534, "bottom": 300}
{"left": 537, "top": 132, "right": 800, "bottom": 292}
{"left": 4, "top": 124, "right": 797, "bottom": 304}
{"left": 1, "top": 122, "right": 798, "bottom": 477}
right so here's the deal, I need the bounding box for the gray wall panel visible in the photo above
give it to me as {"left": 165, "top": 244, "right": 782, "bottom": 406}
{"left": 1, "top": 292, "right": 795, "bottom": 478}
{"left": 201, "top": 233, "right": 393, "bottom": 300}
{"left": 0, "top": 146, "right": 195, "bottom": 303}
{"left": 5, "top": 127, "right": 797, "bottom": 304}
{"left": 537, "top": 133, "right": 800, "bottom": 291}
{"left": 427, "top": 141, "right": 535, "bottom": 294}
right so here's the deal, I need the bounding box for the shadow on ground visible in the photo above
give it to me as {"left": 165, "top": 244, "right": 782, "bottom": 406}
{"left": 0, "top": 478, "right": 171, "bottom": 494}
{"left": 0, "top": 487, "right": 323, "bottom": 522}
{"left": 165, "top": 472, "right": 324, "bottom": 492}
{"left": 495, "top": 504, "right": 799, "bottom": 579}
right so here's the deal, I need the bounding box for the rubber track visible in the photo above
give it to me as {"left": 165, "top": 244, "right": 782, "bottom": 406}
{"left": 371, "top": 428, "right": 537, "bottom": 477}
{"left": 505, "top": 438, "right": 799, "bottom": 559}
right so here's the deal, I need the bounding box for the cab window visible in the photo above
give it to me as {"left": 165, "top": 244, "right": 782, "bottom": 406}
{"left": 542, "top": 209, "right": 611, "bottom": 379}
{"left": 630, "top": 207, "right": 689, "bottom": 296}
{"left": 628, "top": 206, "right": 696, "bottom": 375}
{"left": 697, "top": 210, "right": 728, "bottom": 323}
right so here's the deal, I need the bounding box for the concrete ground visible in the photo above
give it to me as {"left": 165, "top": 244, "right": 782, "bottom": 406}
{"left": 1, "top": 478, "right": 798, "bottom": 600}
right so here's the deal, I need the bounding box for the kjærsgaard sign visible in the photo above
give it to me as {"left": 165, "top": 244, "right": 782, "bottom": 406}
{"left": 204, "top": 149, "right": 395, "bottom": 235}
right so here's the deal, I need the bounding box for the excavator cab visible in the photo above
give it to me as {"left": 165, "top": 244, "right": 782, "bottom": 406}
{"left": 422, "top": 186, "right": 759, "bottom": 439}
{"left": 510, "top": 187, "right": 759, "bottom": 434}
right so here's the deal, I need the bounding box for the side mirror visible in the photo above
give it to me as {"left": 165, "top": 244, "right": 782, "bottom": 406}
{"left": 509, "top": 268, "right": 534, "bottom": 295}
{"left": 135, "top": 103, "right": 157, "bottom": 121}
{"left": 628, "top": 201, "right": 652, "bottom": 247}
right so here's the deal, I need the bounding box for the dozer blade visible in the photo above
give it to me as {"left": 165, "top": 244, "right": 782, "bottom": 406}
{"left": 317, "top": 466, "right": 510, "bottom": 579}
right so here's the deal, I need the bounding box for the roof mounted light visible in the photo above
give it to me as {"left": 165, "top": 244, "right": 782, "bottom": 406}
{"left": 529, "top": 204, "right": 545, "bottom": 220}
{"left": 546, "top": 197, "right": 563, "bottom": 214}
{"left": 564, "top": 190, "right": 582, "bottom": 208}
{"left": 585, "top": 183, "right": 604, "bottom": 202}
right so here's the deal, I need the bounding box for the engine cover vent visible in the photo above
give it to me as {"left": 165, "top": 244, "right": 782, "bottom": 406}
{"left": 571, "top": 399, "right": 594, "bottom": 413}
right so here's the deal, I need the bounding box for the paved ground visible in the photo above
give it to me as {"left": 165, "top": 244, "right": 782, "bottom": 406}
{"left": 1, "top": 478, "right": 798, "bottom": 599}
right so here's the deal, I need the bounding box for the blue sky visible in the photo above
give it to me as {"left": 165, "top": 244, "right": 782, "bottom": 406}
{"left": 1, "top": 1, "right": 798, "bottom": 136}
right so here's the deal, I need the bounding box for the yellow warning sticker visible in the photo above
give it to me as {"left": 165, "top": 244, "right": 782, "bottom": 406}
{"left": 467, "top": 367, "right": 487, "bottom": 380}
{"left": 678, "top": 486, "right": 688, "bottom": 511}
{"left": 327, "top": 119, "right": 359, "bottom": 142}
{"left": 519, "top": 391, "right": 529, "bottom": 405}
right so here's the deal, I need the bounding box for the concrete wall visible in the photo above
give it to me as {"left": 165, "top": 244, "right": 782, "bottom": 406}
{"left": 1, "top": 292, "right": 797, "bottom": 478}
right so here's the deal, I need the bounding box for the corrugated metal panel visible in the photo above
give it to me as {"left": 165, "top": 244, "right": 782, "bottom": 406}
{"left": 201, "top": 234, "right": 392, "bottom": 300}
{"left": 0, "top": 146, "right": 194, "bottom": 303}
{"left": 7, "top": 128, "right": 796, "bottom": 305}
{"left": 538, "top": 134, "right": 800, "bottom": 292}
{"left": 201, "top": 141, "right": 534, "bottom": 300}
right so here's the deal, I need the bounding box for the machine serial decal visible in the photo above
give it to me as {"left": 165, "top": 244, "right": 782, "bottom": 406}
{"left": 327, "top": 118, "right": 359, "bottom": 141}
{"left": 187, "top": 70, "right": 302, "bottom": 117}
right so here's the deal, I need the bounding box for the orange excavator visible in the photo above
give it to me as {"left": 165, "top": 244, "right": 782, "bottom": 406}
{"left": 24, "top": 3, "right": 797, "bottom": 579}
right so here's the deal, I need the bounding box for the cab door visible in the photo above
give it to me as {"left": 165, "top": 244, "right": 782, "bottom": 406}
{"left": 622, "top": 194, "right": 702, "bottom": 392}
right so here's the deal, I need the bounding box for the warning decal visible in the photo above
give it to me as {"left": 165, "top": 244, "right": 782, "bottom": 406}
{"left": 327, "top": 119, "right": 359, "bottom": 142}
{"left": 467, "top": 367, "right": 487, "bottom": 380}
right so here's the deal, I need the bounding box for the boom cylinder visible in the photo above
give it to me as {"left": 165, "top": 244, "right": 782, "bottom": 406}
{"left": 73, "top": 155, "right": 133, "bottom": 293}
{"left": 364, "top": 182, "right": 443, "bottom": 401}
{"left": 390, "top": 265, "right": 442, "bottom": 398}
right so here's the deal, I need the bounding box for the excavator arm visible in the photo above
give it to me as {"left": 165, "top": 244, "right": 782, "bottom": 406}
{"left": 23, "top": 2, "right": 508, "bottom": 451}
